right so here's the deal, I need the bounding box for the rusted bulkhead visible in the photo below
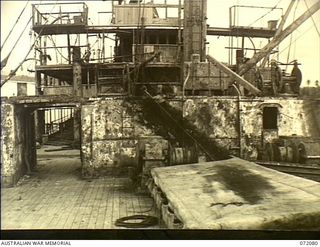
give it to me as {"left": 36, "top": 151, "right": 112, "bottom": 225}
{"left": 1, "top": 101, "right": 36, "bottom": 187}
{"left": 80, "top": 96, "right": 320, "bottom": 179}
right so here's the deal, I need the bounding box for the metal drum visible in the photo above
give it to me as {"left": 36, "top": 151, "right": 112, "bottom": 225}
{"left": 264, "top": 139, "right": 301, "bottom": 163}
{"left": 170, "top": 145, "right": 198, "bottom": 165}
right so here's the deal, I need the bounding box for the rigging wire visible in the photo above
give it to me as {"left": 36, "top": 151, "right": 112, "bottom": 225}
{"left": 286, "top": 0, "right": 299, "bottom": 69}
{"left": 1, "top": 1, "right": 58, "bottom": 87}
{"left": 1, "top": 0, "right": 30, "bottom": 50}
{"left": 248, "top": 0, "right": 283, "bottom": 27}
{"left": 273, "top": 24, "right": 314, "bottom": 58}
{"left": 1, "top": 16, "right": 32, "bottom": 70}
{"left": 48, "top": 35, "right": 69, "bottom": 62}
{"left": 303, "top": 0, "right": 320, "bottom": 38}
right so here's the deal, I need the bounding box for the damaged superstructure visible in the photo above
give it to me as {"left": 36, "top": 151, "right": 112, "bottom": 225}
{"left": 1, "top": 0, "right": 320, "bottom": 230}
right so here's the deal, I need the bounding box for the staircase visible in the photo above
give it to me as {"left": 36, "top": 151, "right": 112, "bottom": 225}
{"left": 43, "top": 108, "right": 75, "bottom": 146}
{"left": 47, "top": 117, "right": 75, "bottom": 146}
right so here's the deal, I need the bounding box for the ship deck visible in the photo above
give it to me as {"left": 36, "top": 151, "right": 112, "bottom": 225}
{"left": 1, "top": 146, "right": 159, "bottom": 230}
{"left": 150, "top": 158, "right": 320, "bottom": 230}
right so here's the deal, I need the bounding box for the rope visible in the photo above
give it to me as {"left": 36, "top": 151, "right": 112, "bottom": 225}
{"left": 1, "top": 0, "right": 30, "bottom": 50}
{"left": 115, "top": 215, "right": 158, "bottom": 228}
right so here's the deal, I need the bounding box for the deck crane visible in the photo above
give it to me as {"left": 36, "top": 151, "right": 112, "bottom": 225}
{"left": 238, "top": 0, "right": 320, "bottom": 77}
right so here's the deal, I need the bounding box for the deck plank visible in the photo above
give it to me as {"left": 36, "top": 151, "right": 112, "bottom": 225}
{"left": 1, "top": 149, "right": 158, "bottom": 230}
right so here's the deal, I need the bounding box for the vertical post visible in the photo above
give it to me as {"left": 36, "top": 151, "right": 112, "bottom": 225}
{"left": 54, "top": 108, "right": 56, "bottom": 124}
{"left": 233, "top": 6, "right": 236, "bottom": 26}
{"left": 165, "top": 0, "right": 168, "bottom": 19}
{"left": 102, "top": 32, "right": 105, "bottom": 62}
{"left": 241, "top": 37, "right": 245, "bottom": 52}
{"left": 49, "top": 109, "right": 52, "bottom": 134}
{"left": 30, "top": 112, "right": 37, "bottom": 169}
{"left": 36, "top": 110, "right": 45, "bottom": 144}
{"left": 178, "top": 0, "right": 182, "bottom": 44}
{"left": 73, "top": 107, "right": 81, "bottom": 148}
{"left": 73, "top": 62, "right": 82, "bottom": 97}
{"left": 43, "top": 36, "right": 48, "bottom": 86}
{"left": 67, "top": 34, "right": 71, "bottom": 64}
{"left": 140, "top": 16, "right": 145, "bottom": 62}
{"left": 72, "top": 44, "right": 83, "bottom": 97}
{"left": 132, "top": 30, "right": 135, "bottom": 62}
{"left": 36, "top": 71, "right": 42, "bottom": 95}
{"left": 230, "top": 36, "right": 233, "bottom": 65}
{"left": 44, "top": 110, "right": 47, "bottom": 134}
{"left": 140, "top": 16, "right": 146, "bottom": 83}
{"left": 229, "top": 7, "right": 232, "bottom": 27}
{"left": 59, "top": 6, "right": 62, "bottom": 24}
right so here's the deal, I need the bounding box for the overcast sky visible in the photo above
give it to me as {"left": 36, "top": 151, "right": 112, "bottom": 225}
{"left": 1, "top": 0, "right": 319, "bottom": 85}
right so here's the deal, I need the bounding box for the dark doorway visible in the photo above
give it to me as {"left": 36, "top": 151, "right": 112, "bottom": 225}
{"left": 263, "top": 107, "right": 278, "bottom": 130}
{"left": 34, "top": 105, "right": 81, "bottom": 176}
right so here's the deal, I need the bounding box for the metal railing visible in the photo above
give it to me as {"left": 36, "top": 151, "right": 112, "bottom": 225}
{"left": 44, "top": 108, "right": 74, "bottom": 136}
{"left": 229, "top": 5, "right": 283, "bottom": 28}
{"left": 32, "top": 2, "right": 88, "bottom": 26}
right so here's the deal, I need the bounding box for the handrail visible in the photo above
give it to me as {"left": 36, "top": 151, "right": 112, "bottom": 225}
{"left": 32, "top": 2, "right": 88, "bottom": 26}
{"left": 33, "top": 2, "right": 87, "bottom": 7}
{"left": 44, "top": 108, "right": 74, "bottom": 136}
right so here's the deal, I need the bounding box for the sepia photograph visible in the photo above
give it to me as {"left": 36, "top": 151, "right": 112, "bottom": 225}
{"left": 1, "top": 0, "right": 320, "bottom": 241}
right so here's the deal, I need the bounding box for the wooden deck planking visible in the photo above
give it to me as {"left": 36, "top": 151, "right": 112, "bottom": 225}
{"left": 1, "top": 150, "right": 159, "bottom": 230}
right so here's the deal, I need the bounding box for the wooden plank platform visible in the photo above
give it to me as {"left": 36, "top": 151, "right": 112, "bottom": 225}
{"left": 1, "top": 146, "right": 160, "bottom": 230}
{"left": 150, "top": 157, "right": 320, "bottom": 230}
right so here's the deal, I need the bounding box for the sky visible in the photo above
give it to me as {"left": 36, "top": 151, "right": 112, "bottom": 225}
{"left": 1, "top": 0, "right": 319, "bottom": 85}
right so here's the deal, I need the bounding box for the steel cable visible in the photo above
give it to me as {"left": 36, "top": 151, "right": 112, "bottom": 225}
{"left": 1, "top": 16, "right": 32, "bottom": 70}
{"left": 1, "top": 1, "right": 58, "bottom": 87}
{"left": 1, "top": 0, "right": 30, "bottom": 50}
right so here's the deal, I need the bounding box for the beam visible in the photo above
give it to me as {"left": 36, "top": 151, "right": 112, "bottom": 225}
{"left": 275, "top": 0, "right": 297, "bottom": 38}
{"left": 239, "top": 1, "right": 320, "bottom": 76}
{"left": 261, "top": 0, "right": 296, "bottom": 67}
{"left": 114, "top": 4, "right": 182, "bottom": 8}
{"left": 206, "top": 55, "right": 261, "bottom": 95}
{"left": 207, "top": 26, "right": 276, "bottom": 38}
